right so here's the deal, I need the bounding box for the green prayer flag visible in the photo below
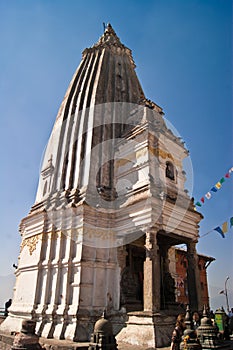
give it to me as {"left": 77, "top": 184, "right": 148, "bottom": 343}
{"left": 220, "top": 177, "right": 225, "bottom": 184}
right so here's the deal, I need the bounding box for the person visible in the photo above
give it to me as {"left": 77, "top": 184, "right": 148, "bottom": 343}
{"left": 4, "top": 298, "right": 12, "bottom": 316}
{"left": 224, "top": 314, "right": 230, "bottom": 340}
{"left": 192, "top": 311, "right": 200, "bottom": 330}
{"left": 229, "top": 309, "right": 233, "bottom": 335}
{"left": 209, "top": 310, "right": 215, "bottom": 320}
{"left": 170, "top": 314, "right": 186, "bottom": 350}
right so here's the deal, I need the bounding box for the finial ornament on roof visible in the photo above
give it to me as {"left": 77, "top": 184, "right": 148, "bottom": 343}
{"left": 104, "top": 23, "right": 116, "bottom": 34}
{"left": 93, "top": 22, "right": 124, "bottom": 48}
{"left": 81, "top": 23, "right": 137, "bottom": 68}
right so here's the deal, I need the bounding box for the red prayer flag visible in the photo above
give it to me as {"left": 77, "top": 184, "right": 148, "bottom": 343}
{"left": 200, "top": 197, "right": 205, "bottom": 203}
{"left": 225, "top": 173, "right": 230, "bottom": 178}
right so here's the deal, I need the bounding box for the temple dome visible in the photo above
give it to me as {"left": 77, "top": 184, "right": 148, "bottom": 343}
{"left": 94, "top": 317, "right": 113, "bottom": 334}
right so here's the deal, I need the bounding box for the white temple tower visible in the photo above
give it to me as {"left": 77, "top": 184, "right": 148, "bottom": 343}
{"left": 1, "top": 24, "right": 203, "bottom": 347}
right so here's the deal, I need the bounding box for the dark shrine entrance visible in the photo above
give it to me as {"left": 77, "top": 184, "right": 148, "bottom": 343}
{"left": 119, "top": 232, "right": 201, "bottom": 313}
{"left": 157, "top": 231, "right": 192, "bottom": 312}
{"left": 120, "top": 237, "right": 145, "bottom": 311}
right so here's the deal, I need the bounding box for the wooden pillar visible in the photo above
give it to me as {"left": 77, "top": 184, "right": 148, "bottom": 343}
{"left": 143, "top": 231, "right": 160, "bottom": 311}
{"left": 186, "top": 241, "right": 202, "bottom": 311}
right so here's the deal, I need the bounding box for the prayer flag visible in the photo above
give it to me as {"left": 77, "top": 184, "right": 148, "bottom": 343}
{"left": 211, "top": 187, "right": 217, "bottom": 193}
{"left": 230, "top": 217, "right": 233, "bottom": 227}
{"left": 220, "top": 177, "right": 225, "bottom": 184}
{"left": 219, "top": 290, "right": 225, "bottom": 295}
{"left": 215, "top": 182, "right": 222, "bottom": 189}
{"left": 195, "top": 202, "right": 202, "bottom": 207}
{"left": 222, "top": 222, "right": 228, "bottom": 233}
{"left": 201, "top": 197, "right": 205, "bottom": 203}
{"left": 229, "top": 167, "right": 233, "bottom": 173}
{"left": 225, "top": 173, "right": 230, "bottom": 178}
{"left": 205, "top": 192, "right": 212, "bottom": 199}
{"left": 214, "top": 226, "right": 225, "bottom": 238}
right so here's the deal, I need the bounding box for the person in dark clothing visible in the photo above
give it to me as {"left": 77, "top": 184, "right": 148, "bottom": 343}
{"left": 192, "top": 311, "right": 200, "bottom": 330}
{"left": 4, "top": 298, "right": 12, "bottom": 316}
{"left": 170, "top": 314, "right": 186, "bottom": 350}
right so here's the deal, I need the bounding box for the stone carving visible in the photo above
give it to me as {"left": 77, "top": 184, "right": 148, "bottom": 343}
{"left": 20, "top": 235, "right": 40, "bottom": 255}
{"left": 145, "top": 231, "right": 158, "bottom": 260}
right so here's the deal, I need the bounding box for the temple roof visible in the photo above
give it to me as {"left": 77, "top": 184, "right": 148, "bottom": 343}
{"left": 35, "top": 25, "right": 164, "bottom": 205}
{"left": 55, "top": 24, "right": 149, "bottom": 124}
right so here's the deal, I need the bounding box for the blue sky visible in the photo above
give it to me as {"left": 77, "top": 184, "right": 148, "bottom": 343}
{"left": 0, "top": 0, "right": 232, "bottom": 310}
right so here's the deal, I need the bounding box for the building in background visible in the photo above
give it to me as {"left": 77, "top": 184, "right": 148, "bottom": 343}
{"left": 169, "top": 247, "right": 215, "bottom": 309}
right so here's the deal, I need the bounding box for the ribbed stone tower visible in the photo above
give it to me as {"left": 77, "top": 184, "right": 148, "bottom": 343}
{"left": 1, "top": 24, "right": 203, "bottom": 348}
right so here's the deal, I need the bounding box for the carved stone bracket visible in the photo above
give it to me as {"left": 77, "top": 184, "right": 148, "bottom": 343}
{"left": 144, "top": 231, "right": 159, "bottom": 260}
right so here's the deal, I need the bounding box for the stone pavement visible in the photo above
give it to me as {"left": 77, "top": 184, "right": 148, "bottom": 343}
{"left": 117, "top": 342, "right": 170, "bottom": 350}
{"left": 0, "top": 334, "right": 170, "bottom": 349}
{"left": 0, "top": 332, "right": 233, "bottom": 349}
{"left": 117, "top": 340, "right": 233, "bottom": 349}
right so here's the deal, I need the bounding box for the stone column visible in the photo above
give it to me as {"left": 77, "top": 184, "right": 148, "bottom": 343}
{"left": 186, "top": 241, "right": 202, "bottom": 311}
{"left": 143, "top": 231, "right": 160, "bottom": 312}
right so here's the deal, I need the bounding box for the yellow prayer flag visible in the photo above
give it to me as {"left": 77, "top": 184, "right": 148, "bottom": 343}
{"left": 222, "top": 222, "right": 228, "bottom": 233}
{"left": 215, "top": 182, "right": 222, "bottom": 189}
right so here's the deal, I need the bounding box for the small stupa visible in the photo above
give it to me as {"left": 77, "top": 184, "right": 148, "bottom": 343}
{"left": 180, "top": 305, "right": 202, "bottom": 350}
{"left": 197, "top": 306, "right": 228, "bottom": 349}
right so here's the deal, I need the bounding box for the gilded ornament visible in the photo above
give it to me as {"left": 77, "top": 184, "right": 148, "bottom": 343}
{"left": 20, "top": 235, "right": 40, "bottom": 255}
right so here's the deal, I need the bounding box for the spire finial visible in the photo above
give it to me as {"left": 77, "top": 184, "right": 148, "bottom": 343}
{"left": 94, "top": 23, "right": 123, "bottom": 48}
{"left": 184, "top": 304, "right": 193, "bottom": 330}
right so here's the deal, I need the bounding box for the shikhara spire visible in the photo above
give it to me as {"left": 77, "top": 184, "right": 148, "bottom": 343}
{"left": 35, "top": 24, "right": 161, "bottom": 205}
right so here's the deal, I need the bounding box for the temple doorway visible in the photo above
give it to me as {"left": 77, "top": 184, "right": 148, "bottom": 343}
{"left": 120, "top": 237, "right": 145, "bottom": 311}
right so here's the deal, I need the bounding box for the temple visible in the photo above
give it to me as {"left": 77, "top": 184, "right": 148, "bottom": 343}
{"left": 1, "top": 24, "right": 205, "bottom": 348}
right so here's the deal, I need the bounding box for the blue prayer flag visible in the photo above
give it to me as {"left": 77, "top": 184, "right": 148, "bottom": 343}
{"left": 230, "top": 217, "right": 233, "bottom": 228}
{"left": 211, "top": 187, "right": 218, "bottom": 193}
{"left": 214, "top": 227, "right": 225, "bottom": 238}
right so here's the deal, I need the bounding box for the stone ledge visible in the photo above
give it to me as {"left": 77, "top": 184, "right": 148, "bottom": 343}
{"left": 0, "top": 332, "right": 89, "bottom": 350}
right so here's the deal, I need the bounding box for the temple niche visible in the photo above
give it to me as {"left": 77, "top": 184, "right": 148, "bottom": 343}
{"left": 0, "top": 24, "right": 205, "bottom": 348}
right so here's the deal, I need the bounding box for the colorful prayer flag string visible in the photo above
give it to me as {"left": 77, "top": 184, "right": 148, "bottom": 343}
{"left": 195, "top": 167, "right": 233, "bottom": 209}
{"left": 200, "top": 217, "right": 233, "bottom": 239}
